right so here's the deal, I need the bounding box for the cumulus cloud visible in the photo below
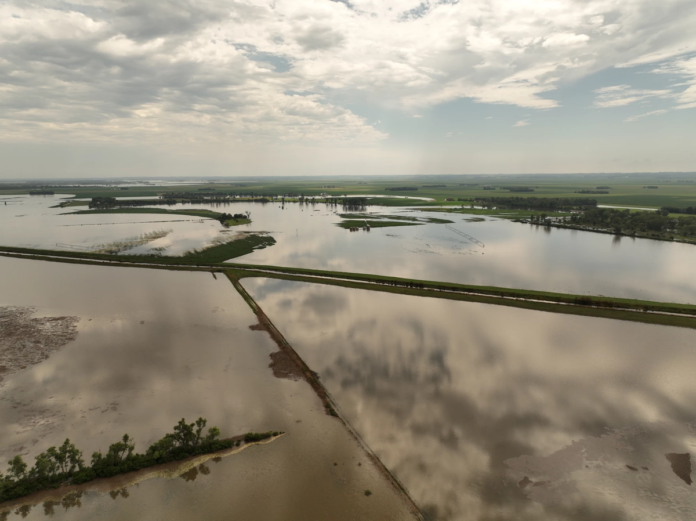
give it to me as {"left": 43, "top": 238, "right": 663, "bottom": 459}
{"left": 512, "top": 120, "right": 529, "bottom": 127}
{"left": 0, "top": 0, "right": 695, "bottom": 145}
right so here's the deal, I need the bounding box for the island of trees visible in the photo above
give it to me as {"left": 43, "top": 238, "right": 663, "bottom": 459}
{"left": 0, "top": 418, "right": 280, "bottom": 503}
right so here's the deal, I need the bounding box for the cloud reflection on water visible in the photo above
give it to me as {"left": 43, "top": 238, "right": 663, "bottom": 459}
{"left": 244, "top": 278, "right": 696, "bottom": 520}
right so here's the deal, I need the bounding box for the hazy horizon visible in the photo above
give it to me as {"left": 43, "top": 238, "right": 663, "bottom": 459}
{"left": 1, "top": 0, "right": 695, "bottom": 178}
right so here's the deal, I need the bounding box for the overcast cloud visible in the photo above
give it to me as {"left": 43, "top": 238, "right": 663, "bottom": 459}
{"left": 1, "top": 0, "right": 695, "bottom": 175}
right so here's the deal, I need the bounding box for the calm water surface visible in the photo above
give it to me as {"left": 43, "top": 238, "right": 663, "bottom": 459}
{"left": 2, "top": 195, "right": 696, "bottom": 302}
{"left": 0, "top": 257, "right": 413, "bottom": 520}
{"left": 244, "top": 278, "right": 696, "bottom": 521}
{"left": 0, "top": 195, "right": 227, "bottom": 255}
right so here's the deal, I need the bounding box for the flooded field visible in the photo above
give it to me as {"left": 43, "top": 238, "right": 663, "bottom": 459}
{"left": 243, "top": 278, "right": 696, "bottom": 521}
{"left": 2, "top": 195, "right": 696, "bottom": 302}
{"left": 0, "top": 257, "right": 413, "bottom": 520}
{"left": 0, "top": 195, "right": 228, "bottom": 256}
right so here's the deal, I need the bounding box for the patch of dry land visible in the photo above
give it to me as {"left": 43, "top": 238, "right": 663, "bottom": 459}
{"left": 0, "top": 307, "right": 79, "bottom": 386}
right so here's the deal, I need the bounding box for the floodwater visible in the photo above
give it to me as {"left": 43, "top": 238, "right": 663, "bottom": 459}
{"left": 243, "top": 278, "right": 696, "bottom": 521}
{"left": 0, "top": 195, "right": 229, "bottom": 255}
{"left": 230, "top": 202, "right": 696, "bottom": 303}
{"left": 2, "top": 195, "right": 696, "bottom": 302}
{"left": 0, "top": 257, "right": 413, "bottom": 520}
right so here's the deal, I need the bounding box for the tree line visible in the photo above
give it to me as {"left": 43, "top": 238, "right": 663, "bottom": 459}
{"left": 567, "top": 208, "right": 696, "bottom": 237}
{"left": 0, "top": 418, "right": 280, "bottom": 503}
{"left": 218, "top": 212, "right": 249, "bottom": 224}
{"left": 474, "top": 197, "right": 597, "bottom": 211}
{"left": 662, "top": 206, "right": 696, "bottom": 215}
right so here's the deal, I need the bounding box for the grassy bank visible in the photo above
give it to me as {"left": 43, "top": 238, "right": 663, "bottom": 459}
{"left": 68, "top": 208, "right": 221, "bottom": 219}
{"left": 337, "top": 220, "right": 421, "bottom": 229}
{"left": 228, "top": 267, "right": 696, "bottom": 329}
{"left": 0, "top": 233, "right": 274, "bottom": 266}
{"left": 1, "top": 245, "right": 695, "bottom": 327}
{"left": 336, "top": 214, "right": 453, "bottom": 228}
{"left": 67, "top": 208, "right": 252, "bottom": 227}
{"left": 182, "top": 234, "right": 275, "bottom": 263}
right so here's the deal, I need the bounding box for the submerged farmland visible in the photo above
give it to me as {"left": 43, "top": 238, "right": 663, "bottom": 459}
{"left": 3, "top": 176, "right": 696, "bottom": 521}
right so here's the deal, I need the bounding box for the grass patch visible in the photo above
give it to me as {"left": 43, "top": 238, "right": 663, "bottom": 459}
{"left": 336, "top": 214, "right": 453, "bottom": 228}
{"left": 336, "top": 220, "right": 422, "bottom": 229}
{"left": 0, "top": 233, "right": 274, "bottom": 266}
{"left": 67, "top": 208, "right": 224, "bottom": 219}
{"left": 183, "top": 233, "right": 275, "bottom": 263}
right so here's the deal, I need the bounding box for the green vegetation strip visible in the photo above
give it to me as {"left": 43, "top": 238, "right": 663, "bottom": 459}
{"left": 0, "top": 418, "right": 282, "bottom": 503}
{"left": 4, "top": 173, "right": 696, "bottom": 208}
{"left": 337, "top": 214, "right": 453, "bottom": 228}
{"left": 67, "top": 208, "right": 253, "bottom": 227}
{"left": 429, "top": 207, "right": 572, "bottom": 219}
{"left": 67, "top": 208, "right": 223, "bottom": 219}
{"left": 337, "top": 220, "right": 422, "bottom": 229}
{"left": 225, "top": 264, "right": 696, "bottom": 329}
{"left": 0, "top": 233, "right": 274, "bottom": 265}
{"left": 1, "top": 246, "right": 695, "bottom": 328}
{"left": 181, "top": 234, "right": 274, "bottom": 263}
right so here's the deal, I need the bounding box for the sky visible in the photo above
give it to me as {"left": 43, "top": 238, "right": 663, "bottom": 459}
{"left": 1, "top": 0, "right": 695, "bottom": 178}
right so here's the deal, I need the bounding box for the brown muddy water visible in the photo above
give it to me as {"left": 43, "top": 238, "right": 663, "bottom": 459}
{"left": 243, "top": 278, "right": 696, "bottom": 521}
{"left": 0, "top": 257, "right": 414, "bottom": 520}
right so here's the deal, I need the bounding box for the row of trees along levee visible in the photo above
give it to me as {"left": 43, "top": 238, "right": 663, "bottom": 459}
{"left": 0, "top": 418, "right": 281, "bottom": 503}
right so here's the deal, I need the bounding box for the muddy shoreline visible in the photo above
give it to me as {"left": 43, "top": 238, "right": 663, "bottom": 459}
{"left": 0, "top": 307, "right": 79, "bottom": 387}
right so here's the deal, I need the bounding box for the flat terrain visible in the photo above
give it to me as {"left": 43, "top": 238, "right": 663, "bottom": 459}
{"left": 4, "top": 173, "right": 696, "bottom": 208}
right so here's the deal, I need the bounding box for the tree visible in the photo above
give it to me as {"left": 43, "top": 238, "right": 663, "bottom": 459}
{"left": 172, "top": 419, "right": 196, "bottom": 448}
{"left": 7, "top": 456, "right": 27, "bottom": 480}
{"left": 31, "top": 452, "right": 58, "bottom": 479}
{"left": 146, "top": 434, "right": 175, "bottom": 459}
{"left": 104, "top": 434, "right": 135, "bottom": 465}
{"left": 205, "top": 427, "right": 221, "bottom": 442}
{"left": 193, "top": 418, "right": 207, "bottom": 446}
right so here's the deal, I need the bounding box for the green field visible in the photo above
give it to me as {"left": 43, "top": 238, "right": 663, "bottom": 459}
{"left": 5, "top": 173, "right": 696, "bottom": 209}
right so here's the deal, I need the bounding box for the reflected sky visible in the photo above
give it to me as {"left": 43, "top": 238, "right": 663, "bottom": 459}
{"left": 2, "top": 196, "right": 696, "bottom": 302}
{"left": 0, "top": 257, "right": 413, "bottom": 520}
{"left": 0, "top": 195, "right": 226, "bottom": 255}
{"left": 244, "top": 278, "right": 696, "bottom": 521}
